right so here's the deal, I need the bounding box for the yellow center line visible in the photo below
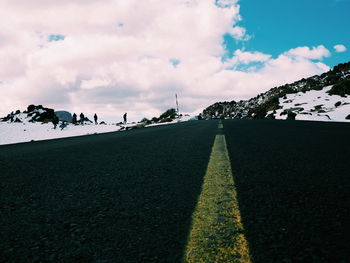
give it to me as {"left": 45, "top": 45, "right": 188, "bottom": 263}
{"left": 184, "top": 127, "right": 251, "bottom": 262}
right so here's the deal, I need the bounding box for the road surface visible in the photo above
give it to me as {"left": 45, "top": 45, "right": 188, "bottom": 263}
{"left": 1, "top": 120, "right": 349, "bottom": 262}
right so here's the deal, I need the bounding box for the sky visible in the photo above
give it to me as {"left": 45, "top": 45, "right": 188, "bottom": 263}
{"left": 0, "top": 0, "right": 349, "bottom": 122}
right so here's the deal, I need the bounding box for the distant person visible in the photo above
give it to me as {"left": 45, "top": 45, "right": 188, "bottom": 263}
{"left": 59, "top": 121, "right": 67, "bottom": 130}
{"left": 52, "top": 115, "right": 59, "bottom": 129}
{"left": 94, "top": 113, "right": 98, "bottom": 125}
{"left": 80, "top": 113, "right": 85, "bottom": 125}
{"left": 72, "top": 113, "right": 77, "bottom": 124}
{"left": 123, "top": 112, "right": 127, "bottom": 124}
{"left": 9, "top": 112, "right": 14, "bottom": 123}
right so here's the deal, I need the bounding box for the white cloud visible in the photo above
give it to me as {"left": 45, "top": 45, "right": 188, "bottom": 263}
{"left": 216, "top": 0, "right": 239, "bottom": 8}
{"left": 229, "top": 26, "right": 251, "bottom": 41}
{"left": 334, "top": 44, "right": 347, "bottom": 53}
{"left": 0, "top": 0, "right": 332, "bottom": 122}
{"left": 233, "top": 50, "right": 271, "bottom": 64}
{"left": 285, "top": 45, "right": 331, "bottom": 60}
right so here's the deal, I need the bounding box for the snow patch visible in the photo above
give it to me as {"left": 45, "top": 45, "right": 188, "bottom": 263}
{"left": 275, "top": 86, "right": 350, "bottom": 122}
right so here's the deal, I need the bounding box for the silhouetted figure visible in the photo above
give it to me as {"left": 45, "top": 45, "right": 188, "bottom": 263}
{"left": 52, "top": 115, "right": 59, "bottom": 129}
{"left": 80, "top": 113, "right": 85, "bottom": 125}
{"left": 94, "top": 113, "right": 98, "bottom": 125}
{"left": 72, "top": 113, "right": 77, "bottom": 124}
{"left": 123, "top": 112, "right": 127, "bottom": 124}
{"left": 59, "top": 121, "right": 67, "bottom": 130}
{"left": 9, "top": 112, "right": 14, "bottom": 122}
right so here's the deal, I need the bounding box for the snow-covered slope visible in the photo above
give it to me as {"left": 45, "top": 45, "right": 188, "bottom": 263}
{"left": 0, "top": 110, "right": 194, "bottom": 146}
{"left": 200, "top": 61, "right": 350, "bottom": 122}
{"left": 0, "top": 122, "right": 119, "bottom": 145}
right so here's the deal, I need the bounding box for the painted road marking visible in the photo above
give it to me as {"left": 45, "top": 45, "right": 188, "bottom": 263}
{"left": 184, "top": 133, "right": 251, "bottom": 263}
{"left": 218, "top": 120, "right": 223, "bottom": 129}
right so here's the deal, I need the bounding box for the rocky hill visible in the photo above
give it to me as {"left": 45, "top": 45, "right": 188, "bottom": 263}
{"left": 0, "top": 105, "right": 76, "bottom": 124}
{"left": 0, "top": 105, "right": 56, "bottom": 123}
{"left": 200, "top": 61, "right": 350, "bottom": 122}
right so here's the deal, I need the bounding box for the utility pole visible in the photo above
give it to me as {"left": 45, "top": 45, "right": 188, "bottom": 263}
{"left": 175, "top": 93, "right": 180, "bottom": 119}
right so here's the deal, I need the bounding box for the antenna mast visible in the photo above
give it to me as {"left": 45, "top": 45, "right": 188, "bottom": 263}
{"left": 175, "top": 93, "right": 180, "bottom": 119}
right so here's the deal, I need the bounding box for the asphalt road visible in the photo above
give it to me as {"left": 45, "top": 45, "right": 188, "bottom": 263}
{"left": 223, "top": 119, "right": 350, "bottom": 263}
{"left": 1, "top": 120, "right": 349, "bottom": 262}
{"left": 0, "top": 121, "right": 217, "bottom": 262}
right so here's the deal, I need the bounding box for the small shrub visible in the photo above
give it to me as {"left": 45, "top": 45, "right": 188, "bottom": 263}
{"left": 313, "top": 85, "right": 323, "bottom": 91}
{"left": 140, "top": 118, "right": 152, "bottom": 125}
{"left": 159, "top": 108, "right": 177, "bottom": 120}
{"left": 288, "top": 107, "right": 304, "bottom": 112}
{"left": 252, "top": 95, "right": 281, "bottom": 119}
{"left": 130, "top": 123, "right": 145, "bottom": 130}
{"left": 346, "top": 114, "right": 350, "bottom": 120}
{"left": 325, "top": 73, "right": 340, "bottom": 85}
{"left": 287, "top": 112, "right": 297, "bottom": 120}
{"left": 252, "top": 107, "right": 267, "bottom": 119}
{"left": 314, "top": 105, "right": 323, "bottom": 110}
{"left": 301, "top": 86, "right": 310, "bottom": 93}
{"left": 335, "top": 101, "right": 341, "bottom": 107}
{"left": 160, "top": 117, "right": 173, "bottom": 123}
{"left": 328, "top": 80, "right": 350, "bottom": 97}
{"left": 266, "top": 113, "right": 275, "bottom": 119}
{"left": 333, "top": 62, "right": 350, "bottom": 73}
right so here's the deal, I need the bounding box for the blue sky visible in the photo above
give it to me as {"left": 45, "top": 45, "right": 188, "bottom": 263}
{"left": 48, "top": 34, "right": 65, "bottom": 42}
{"left": 224, "top": 0, "right": 350, "bottom": 67}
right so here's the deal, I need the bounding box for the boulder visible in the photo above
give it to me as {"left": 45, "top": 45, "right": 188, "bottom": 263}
{"left": 26, "top": 105, "right": 55, "bottom": 122}
{"left": 55, "top": 111, "right": 73, "bottom": 122}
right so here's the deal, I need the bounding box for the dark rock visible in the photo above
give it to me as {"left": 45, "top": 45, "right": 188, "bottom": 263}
{"left": 35, "top": 108, "right": 55, "bottom": 122}
{"left": 27, "top": 104, "right": 36, "bottom": 112}
{"left": 25, "top": 105, "right": 55, "bottom": 122}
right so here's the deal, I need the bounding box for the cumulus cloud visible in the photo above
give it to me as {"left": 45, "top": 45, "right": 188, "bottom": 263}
{"left": 0, "top": 0, "right": 332, "bottom": 121}
{"left": 285, "top": 45, "right": 331, "bottom": 60}
{"left": 233, "top": 50, "right": 271, "bottom": 64}
{"left": 334, "top": 44, "right": 347, "bottom": 53}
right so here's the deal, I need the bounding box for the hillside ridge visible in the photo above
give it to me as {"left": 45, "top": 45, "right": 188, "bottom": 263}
{"left": 200, "top": 61, "right": 350, "bottom": 121}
